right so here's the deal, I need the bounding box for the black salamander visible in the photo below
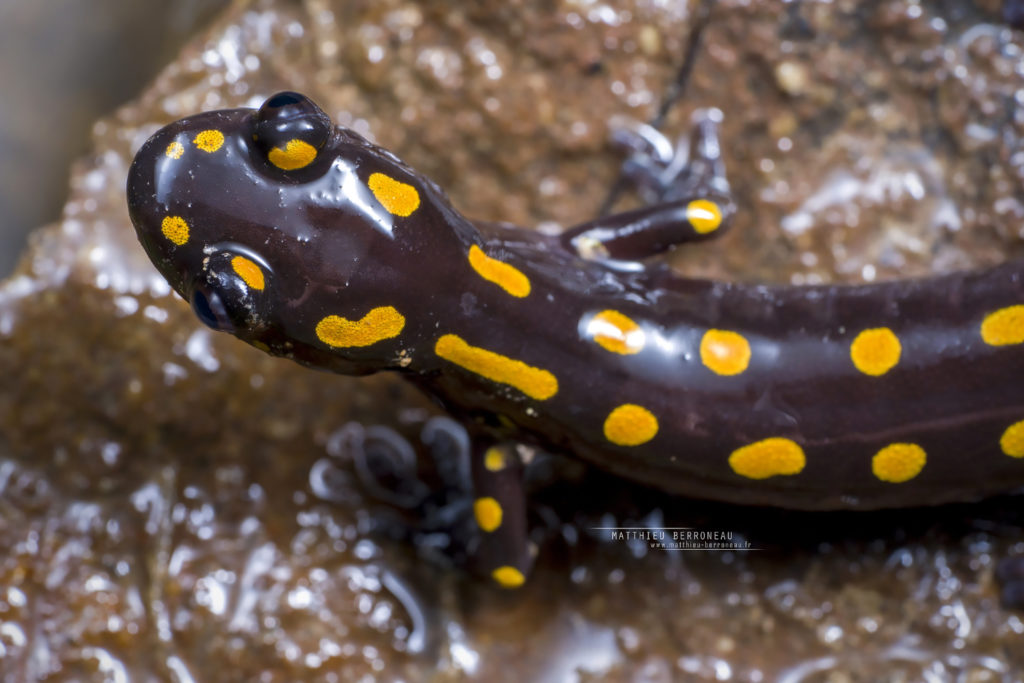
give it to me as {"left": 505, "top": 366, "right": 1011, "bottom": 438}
{"left": 127, "top": 92, "right": 1024, "bottom": 596}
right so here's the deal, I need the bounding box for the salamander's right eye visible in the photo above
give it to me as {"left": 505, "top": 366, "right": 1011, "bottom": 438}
{"left": 253, "top": 91, "right": 332, "bottom": 172}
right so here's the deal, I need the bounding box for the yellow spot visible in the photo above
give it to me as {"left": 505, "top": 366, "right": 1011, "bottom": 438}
{"left": 484, "top": 447, "right": 508, "bottom": 471}
{"left": 849, "top": 327, "right": 902, "bottom": 376}
{"left": 193, "top": 129, "right": 224, "bottom": 153}
{"left": 687, "top": 199, "right": 723, "bottom": 234}
{"left": 315, "top": 306, "right": 405, "bottom": 348}
{"left": 474, "top": 497, "right": 503, "bottom": 532}
{"left": 160, "top": 216, "right": 190, "bottom": 246}
{"left": 700, "top": 329, "right": 751, "bottom": 376}
{"left": 872, "top": 443, "right": 926, "bottom": 483}
{"left": 367, "top": 172, "right": 420, "bottom": 217}
{"left": 492, "top": 566, "right": 525, "bottom": 589}
{"left": 468, "top": 245, "right": 531, "bottom": 298}
{"left": 981, "top": 305, "right": 1024, "bottom": 346}
{"left": 230, "top": 255, "right": 265, "bottom": 291}
{"left": 588, "top": 310, "right": 646, "bottom": 355}
{"left": 251, "top": 341, "right": 270, "bottom": 353}
{"left": 268, "top": 138, "right": 317, "bottom": 170}
{"left": 729, "top": 438, "right": 805, "bottom": 479}
{"left": 435, "top": 334, "right": 558, "bottom": 400}
{"left": 603, "top": 404, "right": 659, "bottom": 446}
{"left": 165, "top": 141, "right": 184, "bottom": 159}
{"left": 1000, "top": 420, "right": 1024, "bottom": 458}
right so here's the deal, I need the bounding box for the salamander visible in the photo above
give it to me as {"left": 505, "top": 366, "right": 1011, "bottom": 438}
{"left": 126, "top": 92, "right": 1024, "bottom": 596}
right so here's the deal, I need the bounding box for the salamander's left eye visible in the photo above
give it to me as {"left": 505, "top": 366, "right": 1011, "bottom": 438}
{"left": 188, "top": 251, "right": 271, "bottom": 335}
{"left": 191, "top": 286, "right": 235, "bottom": 333}
{"left": 253, "top": 91, "right": 332, "bottom": 172}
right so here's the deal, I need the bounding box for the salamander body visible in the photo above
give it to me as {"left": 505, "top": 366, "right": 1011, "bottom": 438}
{"left": 127, "top": 93, "right": 1024, "bottom": 586}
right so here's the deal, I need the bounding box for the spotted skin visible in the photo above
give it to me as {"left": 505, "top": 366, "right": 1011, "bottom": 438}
{"left": 470, "top": 442, "right": 531, "bottom": 585}
{"left": 128, "top": 92, "right": 1024, "bottom": 590}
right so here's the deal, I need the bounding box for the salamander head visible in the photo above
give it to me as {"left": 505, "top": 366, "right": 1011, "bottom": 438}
{"left": 127, "top": 92, "right": 458, "bottom": 374}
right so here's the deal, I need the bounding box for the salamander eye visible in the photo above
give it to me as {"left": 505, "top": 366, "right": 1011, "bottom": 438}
{"left": 253, "top": 91, "right": 332, "bottom": 172}
{"left": 191, "top": 286, "right": 235, "bottom": 333}
{"left": 188, "top": 251, "right": 271, "bottom": 335}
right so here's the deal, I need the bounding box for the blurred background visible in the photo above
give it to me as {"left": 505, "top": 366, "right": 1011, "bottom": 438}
{"left": 0, "top": 0, "right": 227, "bottom": 277}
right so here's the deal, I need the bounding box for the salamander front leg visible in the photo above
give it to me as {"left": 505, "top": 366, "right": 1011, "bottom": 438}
{"left": 561, "top": 109, "right": 736, "bottom": 261}
{"left": 470, "top": 442, "right": 534, "bottom": 589}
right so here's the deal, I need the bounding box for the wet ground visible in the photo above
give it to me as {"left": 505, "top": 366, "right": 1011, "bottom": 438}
{"left": 1, "top": 0, "right": 1024, "bottom": 680}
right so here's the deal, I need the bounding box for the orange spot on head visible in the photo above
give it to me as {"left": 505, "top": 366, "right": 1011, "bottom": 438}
{"left": 729, "top": 438, "right": 805, "bottom": 479}
{"left": 434, "top": 334, "right": 557, "bottom": 400}
{"left": 473, "top": 497, "right": 503, "bottom": 532}
{"left": 368, "top": 172, "right": 420, "bottom": 217}
{"left": 268, "top": 138, "right": 318, "bottom": 170}
{"left": 468, "top": 245, "right": 531, "bottom": 298}
{"left": 160, "top": 215, "right": 190, "bottom": 246}
{"left": 492, "top": 565, "right": 525, "bottom": 589}
{"left": 603, "top": 404, "right": 659, "bottom": 446}
{"left": 850, "top": 327, "right": 901, "bottom": 376}
{"left": 193, "top": 129, "right": 224, "bottom": 153}
{"left": 687, "top": 199, "right": 723, "bottom": 234}
{"left": 700, "top": 329, "right": 751, "bottom": 376}
{"left": 587, "top": 310, "right": 645, "bottom": 355}
{"left": 871, "top": 443, "right": 926, "bottom": 483}
{"left": 981, "top": 305, "right": 1024, "bottom": 346}
{"left": 165, "top": 141, "right": 185, "bottom": 159}
{"left": 231, "top": 255, "right": 265, "bottom": 291}
{"left": 315, "top": 306, "right": 405, "bottom": 348}
{"left": 1000, "top": 420, "right": 1024, "bottom": 458}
